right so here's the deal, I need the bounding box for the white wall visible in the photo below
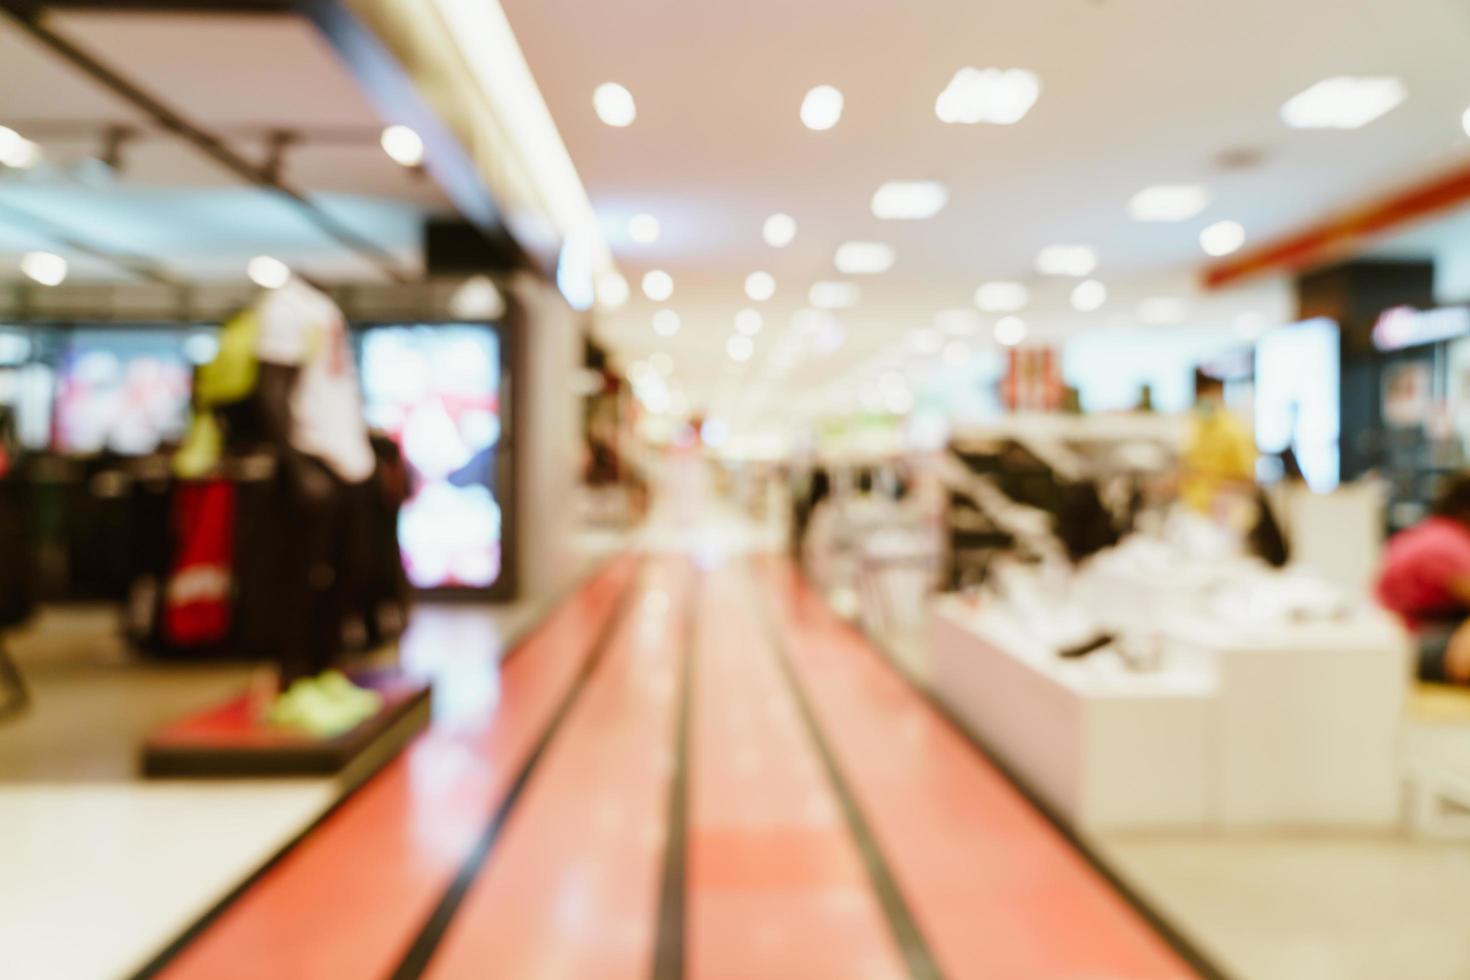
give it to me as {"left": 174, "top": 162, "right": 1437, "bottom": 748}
{"left": 510, "top": 273, "right": 582, "bottom": 600}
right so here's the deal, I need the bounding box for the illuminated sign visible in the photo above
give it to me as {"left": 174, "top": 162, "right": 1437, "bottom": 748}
{"left": 1372, "top": 305, "right": 1470, "bottom": 351}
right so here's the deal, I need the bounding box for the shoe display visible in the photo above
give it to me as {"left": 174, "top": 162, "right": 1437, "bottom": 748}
{"left": 267, "top": 671, "right": 384, "bottom": 738}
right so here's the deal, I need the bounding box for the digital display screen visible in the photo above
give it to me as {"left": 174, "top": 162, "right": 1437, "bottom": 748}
{"left": 360, "top": 325, "right": 504, "bottom": 591}
{"left": 53, "top": 330, "right": 193, "bottom": 455}
{"left": 1255, "top": 317, "right": 1340, "bottom": 492}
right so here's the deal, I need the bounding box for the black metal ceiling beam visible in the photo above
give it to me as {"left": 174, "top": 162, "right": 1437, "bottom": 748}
{"left": 0, "top": 0, "right": 414, "bottom": 283}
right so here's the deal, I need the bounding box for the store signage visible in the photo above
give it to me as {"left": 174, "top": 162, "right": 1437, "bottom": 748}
{"left": 1372, "top": 305, "right": 1470, "bottom": 351}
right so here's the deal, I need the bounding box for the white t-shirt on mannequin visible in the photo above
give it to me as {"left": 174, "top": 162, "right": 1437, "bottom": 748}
{"left": 254, "top": 277, "right": 375, "bottom": 484}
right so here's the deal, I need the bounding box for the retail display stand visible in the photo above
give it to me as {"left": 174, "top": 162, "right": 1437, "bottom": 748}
{"left": 930, "top": 598, "right": 1411, "bottom": 831}
{"left": 930, "top": 599, "right": 1214, "bottom": 828}
{"left": 142, "top": 670, "right": 430, "bottom": 778}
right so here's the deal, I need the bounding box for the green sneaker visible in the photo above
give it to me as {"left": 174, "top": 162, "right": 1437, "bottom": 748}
{"left": 267, "top": 674, "right": 378, "bottom": 738}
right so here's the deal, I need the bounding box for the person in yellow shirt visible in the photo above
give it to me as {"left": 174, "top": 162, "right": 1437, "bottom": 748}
{"left": 1180, "top": 371, "right": 1256, "bottom": 518}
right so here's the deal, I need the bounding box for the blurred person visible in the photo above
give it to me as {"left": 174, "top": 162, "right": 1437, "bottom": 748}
{"left": 1376, "top": 472, "right": 1470, "bottom": 684}
{"left": 1180, "top": 369, "right": 1256, "bottom": 517}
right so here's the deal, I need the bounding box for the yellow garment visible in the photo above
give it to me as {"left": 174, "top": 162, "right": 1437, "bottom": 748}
{"left": 1181, "top": 406, "right": 1255, "bottom": 514}
{"left": 172, "top": 411, "right": 223, "bottom": 479}
{"left": 196, "top": 308, "right": 260, "bottom": 408}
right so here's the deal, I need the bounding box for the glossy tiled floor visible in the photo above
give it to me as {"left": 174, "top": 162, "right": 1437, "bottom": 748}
{"left": 140, "top": 536, "right": 1193, "bottom": 980}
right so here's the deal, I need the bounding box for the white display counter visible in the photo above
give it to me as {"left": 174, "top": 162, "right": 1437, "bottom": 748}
{"left": 930, "top": 596, "right": 1412, "bottom": 831}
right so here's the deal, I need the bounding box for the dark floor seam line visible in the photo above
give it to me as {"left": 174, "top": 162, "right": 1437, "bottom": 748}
{"left": 127, "top": 554, "right": 639, "bottom": 980}
{"left": 650, "top": 560, "right": 700, "bottom": 980}
{"left": 745, "top": 559, "right": 945, "bottom": 980}
{"left": 386, "top": 554, "right": 650, "bottom": 980}
{"left": 771, "top": 557, "right": 1234, "bottom": 980}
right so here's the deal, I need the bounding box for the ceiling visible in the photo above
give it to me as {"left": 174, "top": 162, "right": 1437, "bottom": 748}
{"left": 500, "top": 0, "right": 1470, "bottom": 425}
{"left": 0, "top": 10, "right": 452, "bottom": 285}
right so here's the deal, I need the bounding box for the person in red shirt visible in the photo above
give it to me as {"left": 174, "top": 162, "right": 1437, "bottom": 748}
{"left": 1376, "top": 473, "right": 1470, "bottom": 684}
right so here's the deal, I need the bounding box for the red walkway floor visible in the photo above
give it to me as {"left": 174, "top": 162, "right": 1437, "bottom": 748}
{"left": 149, "top": 550, "right": 1200, "bottom": 980}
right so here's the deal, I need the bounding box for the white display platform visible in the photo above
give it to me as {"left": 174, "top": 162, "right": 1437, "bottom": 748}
{"left": 929, "top": 599, "right": 1214, "bottom": 829}
{"left": 1167, "top": 612, "right": 1410, "bottom": 828}
{"left": 930, "top": 597, "right": 1411, "bottom": 831}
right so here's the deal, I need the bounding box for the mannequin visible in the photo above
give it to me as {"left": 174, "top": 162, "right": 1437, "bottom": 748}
{"left": 251, "top": 277, "right": 378, "bottom": 692}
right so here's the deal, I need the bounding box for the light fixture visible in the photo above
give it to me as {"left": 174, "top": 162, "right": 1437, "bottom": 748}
{"left": 593, "top": 82, "right": 637, "bottom": 127}
{"left": 910, "top": 327, "right": 943, "bottom": 355}
{"left": 974, "top": 281, "right": 1028, "bottom": 312}
{"left": 0, "top": 126, "right": 40, "bottom": 169}
{"left": 943, "top": 340, "right": 971, "bottom": 367}
{"left": 380, "top": 125, "right": 425, "bottom": 167}
{"left": 20, "top": 251, "right": 66, "bottom": 287}
{"left": 809, "top": 281, "right": 860, "bottom": 310}
{"left": 834, "top": 241, "right": 895, "bottom": 275}
{"left": 935, "top": 67, "right": 1040, "bottom": 125}
{"left": 735, "top": 309, "right": 763, "bottom": 336}
{"left": 653, "top": 309, "right": 681, "bottom": 337}
{"left": 629, "top": 213, "right": 660, "bottom": 244}
{"left": 871, "top": 180, "right": 948, "bottom": 220}
{"left": 1138, "top": 297, "right": 1187, "bottom": 325}
{"left": 1035, "top": 245, "right": 1097, "bottom": 277}
{"left": 701, "top": 417, "right": 729, "bottom": 447}
{"left": 745, "top": 271, "right": 776, "bottom": 302}
{"left": 1463, "top": 107, "right": 1470, "bottom": 140}
{"left": 1129, "top": 184, "right": 1211, "bottom": 222}
{"left": 450, "top": 275, "right": 507, "bottom": 319}
{"left": 596, "top": 271, "right": 630, "bottom": 309}
{"left": 1200, "top": 220, "right": 1246, "bottom": 257}
{"left": 727, "top": 334, "right": 754, "bottom": 362}
{"left": 247, "top": 255, "right": 290, "bottom": 289}
{"left": 1281, "top": 77, "right": 1406, "bottom": 130}
{"left": 1071, "top": 279, "right": 1107, "bottom": 312}
{"left": 937, "top": 309, "right": 982, "bottom": 335}
{"left": 642, "top": 269, "right": 674, "bottom": 302}
{"left": 763, "top": 213, "right": 797, "bottom": 248}
{"left": 800, "top": 85, "right": 844, "bottom": 131}
{"left": 650, "top": 351, "right": 674, "bottom": 376}
{"left": 994, "top": 315, "right": 1027, "bottom": 347}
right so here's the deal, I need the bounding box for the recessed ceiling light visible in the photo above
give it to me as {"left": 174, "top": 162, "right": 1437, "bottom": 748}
{"left": 1129, "top": 185, "right": 1211, "bottom": 222}
{"left": 800, "top": 85, "right": 844, "bottom": 131}
{"left": 937, "top": 309, "right": 982, "bottom": 335}
{"left": 642, "top": 269, "right": 674, "bottom": 302}
{"left": 1200, "top": 220, "right": 1246, "bottom": 257}
{"left": 834, "top": 241, "right": 895, "bottom": 275}
{"left": 974, "top": 281, "right": 1028, "bottom": 312}
{"left": 629, "top": 213, "right": 660, "bottom": 244}
{"left": 596, "top": 272, "right": 630, "bottom": 309}
{"left": 0, "top": 126, "right": 39, "bottom": 169}
{"left": 20, "top": 251, "right": 66, "bottom": 287}
{"left": 735, "top": 309, "right": 764, "bottom": 336}
{"left": 935, "top": 67, "right": 1040, "bottom": 125}
{"left": 380, "top": 125, "right": 425, "bottom": 167}
{"left": 1138, "top": 297, "right": 1188, "bottom": 325}
{"left": 763, "top": 213, "right": 797, "bottom": 248}
{"left": 247, "top": 255, "right": 290, "bottom": 289}
{"left": 727, "top": 334, "right": 755, "bottom": 362}
{"left": 450, "top": 275, "right": 507, "bottom": 320}
{"left": 1071, "top": 279, "right": 1107, "bottom": 312}
{"left": 653, "top": 309, "right": 681, "bottom": 336}
{"left": 809, "top": 281, "right": 860, "bottom": 310}
{"left": 910, "top": 327, "right": 943, "bottom": 355}
{"left": 650, "top": 351, "right": 674, "bottom": 376}
{"left": 872, "top": 180, "right": 948, "bottom": 220}
{"left": 593, "top": 82, "right": 637, "bottom": 127}
{"left": 1035, "top": 244, "right": 1097, "bottom": 277}
{"left": 943, "top": 340, "right": 972, "bottom": 367}
{"left": 745, "top": 271, "right": 776, "bottom": 302}
{"left": 994, "top": 315, "right": 1027, "bottom": 347}
{"left": 1281, "top": 77, "right": 1406, "bottom": 130}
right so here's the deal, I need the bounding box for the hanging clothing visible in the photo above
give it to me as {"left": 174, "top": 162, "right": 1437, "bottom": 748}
{"left": 255, "top": 279, "right": 374, "bottom": 484}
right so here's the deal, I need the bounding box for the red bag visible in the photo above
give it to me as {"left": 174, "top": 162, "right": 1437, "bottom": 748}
{"left": 164, "top": 480, "right": 235, "bottom": 646}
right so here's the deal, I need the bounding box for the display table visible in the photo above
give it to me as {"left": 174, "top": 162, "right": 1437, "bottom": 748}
{"left": 930, "top": 597, "right": 1411, "bottom": 831}
{"left": 930, "top": 599, "right": 1214, "bottom": 828}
